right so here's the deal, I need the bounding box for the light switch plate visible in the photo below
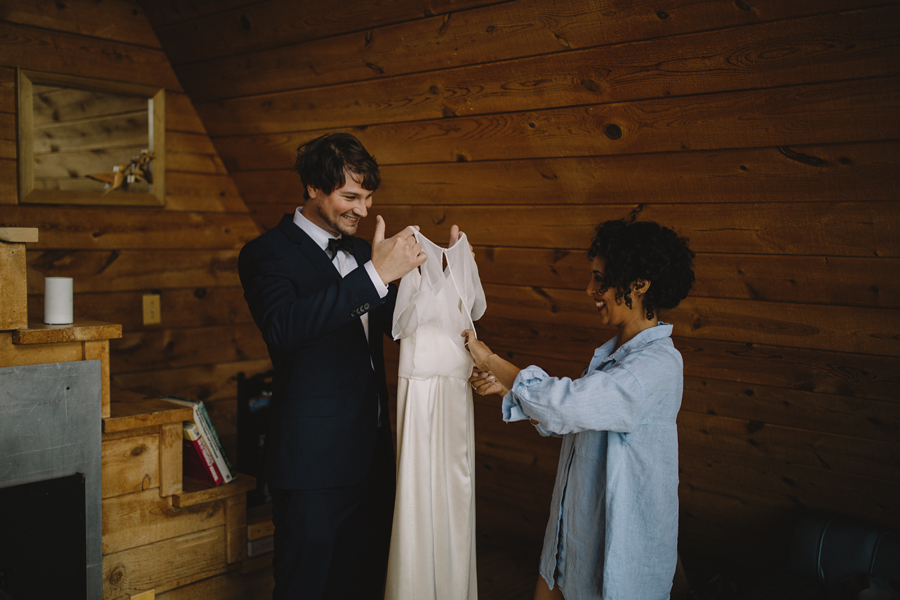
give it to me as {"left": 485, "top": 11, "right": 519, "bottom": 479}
{"left": 142, "top": 294, "right": 161, "bottom": 325}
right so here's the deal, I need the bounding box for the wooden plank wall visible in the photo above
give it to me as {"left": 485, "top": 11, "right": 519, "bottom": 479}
{"left": 0, "top": 1, "right": 266, "bottom": 467}
{"left": 141, "top": 0, "right": 900, "bottom": 555}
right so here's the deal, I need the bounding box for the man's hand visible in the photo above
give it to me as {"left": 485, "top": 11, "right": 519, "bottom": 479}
{"left": 447, "top": 224, "right": 475, "bottom": 259}
{"left": 371, "top": 216, "right": 427, "bottom": 284}
{"left": 448, "top": 224, "right": 460, "bottom": 248}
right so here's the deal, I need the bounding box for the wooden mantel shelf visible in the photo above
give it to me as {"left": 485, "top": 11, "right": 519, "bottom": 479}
{"left": 3, "top": 320, "right": 122, "bottom": 418}
{"left": 103, "top": 387, "right": 193, "bottom": 433}
{"left": 12, "top": 320, "right": 122, "bottom": 344}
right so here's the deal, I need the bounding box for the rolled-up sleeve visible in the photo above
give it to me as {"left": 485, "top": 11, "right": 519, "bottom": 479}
{"left": 502, "top": 363, "right": 645, "bottom": 435}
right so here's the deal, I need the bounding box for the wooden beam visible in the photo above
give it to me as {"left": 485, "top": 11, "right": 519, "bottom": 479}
{"left": 236, "top": 141, "right": 900, "bottom": 208}
{"left": 27, "top": 287, "right": 253, "bottom": 331}
{"left": 0, "top": 22, "right": 181, "bottom": 91}
{"left": 463, "top": 247, "right": 900, "bottom": 309}
{"left": 164, "top": 172, "right": 249, "bottom": 213}
{"left": 682, "top": 376, "right": 899, "bottom": 444}
{"left": 175, "top": 0, "right": 896, "bottom": 102}
{"left": 3, "top": 0, "right": 162, "bottom": 48}
{"left": 679, "top": 446, "right": 900, "bottom": 526}
{"left": 197, "top": 6, "right": 900, "bottom": 134}
{"left": 110, "top": 323, "right": 269, "bottom": 374}
{"left": 154, "top": 0, "right": 507, "bottom": 65}
{"left": 339, "top": 201, "right": 900, "bottom": 258}
{"left": 2, "top": 206, "right": 259, "bottom": 250}
{"left": 473, "top": 291, "right": 900, "bottom": 356}
{"left": 215, "top": 76, "right": 900, "bottom": 170}
{"left": 26, "top": 249, "right": 242, "bottom": 293}
{"left": 111, "top": 359, "right": 273, "bottom": 404}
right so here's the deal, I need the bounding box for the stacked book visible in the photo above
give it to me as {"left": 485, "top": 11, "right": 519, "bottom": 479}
{"left": 247, "top": 510, "right": 275, "bottom": 558}
{"left": 164, "top": 395, "right": 235, "bottom": 486}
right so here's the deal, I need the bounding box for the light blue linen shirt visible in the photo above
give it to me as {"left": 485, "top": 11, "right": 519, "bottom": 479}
{"left": 502, "top": 323, "right": 682, "bottom": 600}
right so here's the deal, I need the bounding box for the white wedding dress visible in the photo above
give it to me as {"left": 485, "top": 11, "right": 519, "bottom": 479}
{"left": 385, "top": 231, "right": 486, "bottom": 600}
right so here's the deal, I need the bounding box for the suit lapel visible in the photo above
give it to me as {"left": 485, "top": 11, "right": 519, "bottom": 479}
{"left": 278, "top": 214, "right": 372, "bottom": 346}
{"left": 277, "top": 214, "right": 341, "bottom": 281}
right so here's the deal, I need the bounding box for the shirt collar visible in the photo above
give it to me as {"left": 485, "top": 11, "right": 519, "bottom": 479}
{"left": 594, "top": 322, "right": 674, "bottom": 363}
{"left": 293, "top": 206, "right": 338, "bottom": 252}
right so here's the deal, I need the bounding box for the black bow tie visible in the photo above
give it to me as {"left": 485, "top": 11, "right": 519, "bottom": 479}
{"left": 327, "top": 236, "right": 354, "bottom": 258}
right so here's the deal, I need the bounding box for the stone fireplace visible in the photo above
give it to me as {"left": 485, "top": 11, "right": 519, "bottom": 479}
{"left": 0, "top": 360, "right": 102, "bottom": 600}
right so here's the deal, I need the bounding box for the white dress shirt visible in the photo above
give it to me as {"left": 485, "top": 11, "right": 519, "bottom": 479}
{"left": 293, "top": 207, "right": 388, "bottom": 341}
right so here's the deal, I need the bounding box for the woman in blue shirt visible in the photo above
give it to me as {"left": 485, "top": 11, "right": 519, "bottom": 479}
{"left": 463, "top": 219, "right": 695, "bottom": 600}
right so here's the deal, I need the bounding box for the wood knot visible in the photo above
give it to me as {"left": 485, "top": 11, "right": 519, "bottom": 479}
{"left": 240, "top": 15, "right": 251, "bottom": 30}
{"left": 109, "top": 564, "right": 126, "bottom": 585}
{"left": 580, "top": 78, "right": 601, "bottom": 93}
{"left": 604, "top": 124, "right": 622, "bottom": 140}
{"left": 656, "top": 10, "right": 669, "bottom": 19}
{"left": 553, "top": 33, "right": 570, "bottom": 48}
{"left": 131, "top": 445, "right": 146, "bottom": 456}
{"left": 746, "top": 420, "right": 765, "bottom": 434}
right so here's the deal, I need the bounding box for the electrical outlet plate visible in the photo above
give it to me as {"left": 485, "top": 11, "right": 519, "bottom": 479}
{"left": 142, "top": 294, "right": 161, "bottom": 325}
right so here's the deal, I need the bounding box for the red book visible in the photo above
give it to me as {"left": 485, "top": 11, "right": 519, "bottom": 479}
{"left": 182, "top": 422, "right": 223, "bottom": 485}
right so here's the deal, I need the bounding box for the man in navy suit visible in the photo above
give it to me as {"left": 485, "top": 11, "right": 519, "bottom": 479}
{"left": 239, "top": 133, "right": 444, "bottom": 599}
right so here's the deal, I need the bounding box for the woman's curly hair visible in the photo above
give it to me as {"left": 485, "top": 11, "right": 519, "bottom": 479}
{"left": 587, "top": 219, "right": 695, "bottom": 320}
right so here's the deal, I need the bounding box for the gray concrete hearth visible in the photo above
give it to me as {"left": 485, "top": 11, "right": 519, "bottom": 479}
{"left": 0, "top": 360, "right": 102, "bottom": 600}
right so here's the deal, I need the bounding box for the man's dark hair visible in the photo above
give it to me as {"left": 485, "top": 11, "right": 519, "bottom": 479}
{"left": 293, "top": 133, "right": 380, "bottom": 200}
{"left": 587, "top": 219, "right": 695, "bottom": 320}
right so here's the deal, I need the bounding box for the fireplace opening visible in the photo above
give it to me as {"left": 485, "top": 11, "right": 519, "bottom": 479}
{"left": 0, "top": 473, "right": 87, "bottom": 600}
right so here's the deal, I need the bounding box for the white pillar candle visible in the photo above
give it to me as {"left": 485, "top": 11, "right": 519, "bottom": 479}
{"left": 44, "top": 277, "right": 73, "bottom": 324}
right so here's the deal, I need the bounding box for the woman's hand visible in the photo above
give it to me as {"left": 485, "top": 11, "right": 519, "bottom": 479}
{"left": 468, "top": 367, "right": 510, "bottom": 397}
{"left": 462, "top": 329, "right": 522, "bottom": 393}
{"left": 462, "top": 329, "right": 493, "bottom": 370}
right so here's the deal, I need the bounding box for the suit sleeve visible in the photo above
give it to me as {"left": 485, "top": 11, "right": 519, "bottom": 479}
{"left": 239, "top": 238, "right": 388, "bottom": 353}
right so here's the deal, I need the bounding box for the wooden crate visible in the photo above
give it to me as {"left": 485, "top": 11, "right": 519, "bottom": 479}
{"left": 101, "top": 391, "right": 257, "bottom": 600}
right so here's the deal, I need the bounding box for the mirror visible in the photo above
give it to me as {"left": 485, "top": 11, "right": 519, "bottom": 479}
{"left": 18, "top": 70, "right": 165, "bottom": 206}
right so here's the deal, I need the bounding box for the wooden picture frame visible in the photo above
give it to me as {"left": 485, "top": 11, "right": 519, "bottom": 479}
{"left": 17, "top": 69, "right": 166, "bottom": 207}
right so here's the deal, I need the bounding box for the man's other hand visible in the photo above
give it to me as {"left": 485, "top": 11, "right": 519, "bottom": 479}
{"left": 371, "top": 216, "right": 427, "bottom": 284}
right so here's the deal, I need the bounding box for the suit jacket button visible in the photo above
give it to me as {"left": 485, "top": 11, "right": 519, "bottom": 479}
{"left": 363, "top": 303, "right": 370, "bottom": 310}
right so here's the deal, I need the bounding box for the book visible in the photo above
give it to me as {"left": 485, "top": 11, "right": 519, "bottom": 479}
{"left": 182, "top": 422, "right": 223, "bottom": 486}
{"left": 164, "top": 395, "right": 235, "bottom": 483}
{"left": 247, "top": 535, "right": 274, "bottom": 558}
